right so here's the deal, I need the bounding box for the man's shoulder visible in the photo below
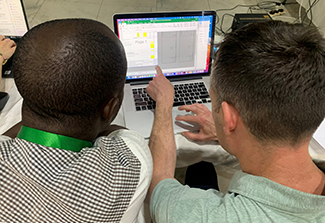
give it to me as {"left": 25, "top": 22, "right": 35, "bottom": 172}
{"left": 94, "top": 129, "right": 152, "bottom": 169}
{"left": 151, "top": 172, "right": 325, "bottom": 223}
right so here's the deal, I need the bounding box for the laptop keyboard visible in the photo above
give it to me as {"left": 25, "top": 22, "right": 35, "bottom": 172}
{"left": 132, "top": 82, "right": 211, "bottom": 111}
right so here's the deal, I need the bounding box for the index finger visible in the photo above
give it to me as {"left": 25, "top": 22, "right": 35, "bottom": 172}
{"left": 178, "top": 104, "right": 201, "bottom": 114}
{"left": 155, "top": 65, "right": 164, "bottom": 77}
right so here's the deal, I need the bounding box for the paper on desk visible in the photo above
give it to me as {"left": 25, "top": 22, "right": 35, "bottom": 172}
{"left": 313, "top": 118, "right": 325, "bottom": 150}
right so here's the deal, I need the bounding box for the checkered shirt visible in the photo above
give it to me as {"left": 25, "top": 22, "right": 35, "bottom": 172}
{"left": 0, "top": 134, "right": 141, "bottom": 222}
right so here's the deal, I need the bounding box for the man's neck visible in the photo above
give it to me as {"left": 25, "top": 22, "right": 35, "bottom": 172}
{"left": 238, "top": 140, "right": 325, "bottom": 195}
{"left": 22, "top": 113, "right": 101, "bottom": 142}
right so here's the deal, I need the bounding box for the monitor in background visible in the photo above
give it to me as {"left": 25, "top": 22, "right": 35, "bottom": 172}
{"left": 114, "top": 13, "right": 215, "bottom": 81}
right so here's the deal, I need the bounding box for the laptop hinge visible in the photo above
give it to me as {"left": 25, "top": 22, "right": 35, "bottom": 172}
{"left": 129, "top": 75, "right": 203, "bottom": 86}
{"left": 130, "top": 80, "right": 151, "bottom": 85}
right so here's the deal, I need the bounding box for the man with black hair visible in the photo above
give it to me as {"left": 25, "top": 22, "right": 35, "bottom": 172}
{"left": 147, "top": 20, "right": 325, "bottom": 222}
{"left": 0, "top": 19, "right": 152, "bottom": 222}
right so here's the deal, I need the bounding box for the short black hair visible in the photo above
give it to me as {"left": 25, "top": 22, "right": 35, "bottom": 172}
{"left": 13, "top": 19, "right": 127, "bottom": 125}
{"left": 211, "top": 21, "right": 325, "bottom": 145}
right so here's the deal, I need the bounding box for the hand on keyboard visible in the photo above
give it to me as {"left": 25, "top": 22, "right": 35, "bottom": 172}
{"left": 176, "top": 103, "right": 218, "bottom": 142}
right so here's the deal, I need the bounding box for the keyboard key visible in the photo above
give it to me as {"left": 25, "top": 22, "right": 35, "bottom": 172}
{"left": 136, "top": 102, "right": 147, "bottom": 106}
{"left": 136, "top": 106, "right": 141, "bottom": 111}
{"left": 142, "top": 106, "right": 147, "bottom": 110}
{"left": 173, "top": 101, "right": 185, "bottom": 107}
{"left": 199, "top": 94, "right": 210, "bottom": 99}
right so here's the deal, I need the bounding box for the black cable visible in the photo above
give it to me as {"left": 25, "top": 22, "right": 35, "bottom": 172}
{"left": 308, "top": 0, "right": 312, "bottom": 26}
{"left": 301, "top": 0, "right": 320, "bottom": 26}
{"left": 220, "top": 13, "right": 235, "bottom": 34}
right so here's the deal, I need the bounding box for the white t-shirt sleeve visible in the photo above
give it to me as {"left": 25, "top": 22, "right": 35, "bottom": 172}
{"left": 108, "top": 129, "right": 153, "bottom": 223}
{"left": 0, "top": 135, "right": 11, "bottom": 143}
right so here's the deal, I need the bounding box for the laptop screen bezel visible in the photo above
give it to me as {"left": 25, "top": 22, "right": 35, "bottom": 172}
{"left": 113, "top": 11, "right": 216, "bottom": 83}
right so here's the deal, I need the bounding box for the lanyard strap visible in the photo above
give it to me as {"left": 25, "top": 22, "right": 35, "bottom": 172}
{"left": 17, "top": 126, "right": 92, "bottom": 152}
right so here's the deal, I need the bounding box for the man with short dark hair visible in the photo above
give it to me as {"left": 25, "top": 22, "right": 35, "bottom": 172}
{"left": 0, "top": 19, "right": 152, "bottom": 222}
{"left": 147, "top": 21, "right": 325, "bottom": 222}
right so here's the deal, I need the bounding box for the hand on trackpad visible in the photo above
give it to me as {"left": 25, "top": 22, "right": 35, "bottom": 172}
{"left": 175, "top": 114, "right": 200, "bottom": 132}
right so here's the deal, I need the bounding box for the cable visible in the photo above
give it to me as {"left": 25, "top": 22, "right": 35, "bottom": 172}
{"left": 301, "top": 0, "right": 320, "bottom": 26}
{"left": 220, "top": 14, "right": 235, "bottom": 34}
{"left": 215, "top": 4, "right": 257, "bottom": 27}
{"left": 308, "top": 0, "right": 312, "bottom": 26}
{"left": 298, "top": 0, "right": 304, "bottom": 23}
{"left": 214, "top": 0, "right": 308, "bottom": 35}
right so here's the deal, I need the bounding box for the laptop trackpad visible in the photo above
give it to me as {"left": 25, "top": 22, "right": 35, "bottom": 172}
{"left": 173, "top": 111, "right": 200, "bottom": 134}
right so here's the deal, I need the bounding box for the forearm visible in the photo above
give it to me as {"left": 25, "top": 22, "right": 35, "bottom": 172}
{"left": 148, "top": 104, "right": 176, "bottom": 200}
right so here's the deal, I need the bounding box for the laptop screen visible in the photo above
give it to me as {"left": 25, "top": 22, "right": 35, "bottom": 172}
{"left": 0, "top": 0, "right": 29, "bottom": 38}
{"left": 114, "top": 11, "right": 216, "bottom": 81}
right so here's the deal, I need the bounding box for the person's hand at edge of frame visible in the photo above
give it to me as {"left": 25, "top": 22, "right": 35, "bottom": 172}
{"left": 176, "top": 103, "right": 218, "bottom": 142}
{"left": 146, "top": 65, "right": 174, "bottom": 108}
{"left": 0, "top": 35, "right": 17, "bottom": 63}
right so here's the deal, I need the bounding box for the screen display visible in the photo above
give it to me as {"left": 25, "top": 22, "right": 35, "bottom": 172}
{"left": 0, "top": 0, "right": 28, "bottom": 37}
{"left": 116, "top": 15, "right": 214, "bottom": 80}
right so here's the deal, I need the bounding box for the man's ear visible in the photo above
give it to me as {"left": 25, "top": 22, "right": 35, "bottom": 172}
{"left": 102, "top": 97, "right": 120, "bottom": 124}
{"left": 221, "top": 102, "right": 238, "bottom": 135}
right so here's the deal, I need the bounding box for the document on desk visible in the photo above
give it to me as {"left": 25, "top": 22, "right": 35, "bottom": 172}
{"left": 313, "top": 118, "right": 325, "bottom": 150}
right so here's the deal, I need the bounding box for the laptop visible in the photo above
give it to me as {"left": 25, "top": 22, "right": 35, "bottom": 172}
{"left": 0, "top": 0, "right": 29, "bottom": 78}
{"left": 113, "top": 11, "right": 216, "bottom": 138}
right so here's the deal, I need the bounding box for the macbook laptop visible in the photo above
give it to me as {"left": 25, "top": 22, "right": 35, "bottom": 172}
{"left": 1, "top": 0, "right": 29, "bottom": 78}
{"left": 113, "top": 11, "right": 216, "bottom": 138}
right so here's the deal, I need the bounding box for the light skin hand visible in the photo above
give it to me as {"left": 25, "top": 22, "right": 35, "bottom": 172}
{"left": 0, "top": 35, "right": 17, "bottom": 85}
{"left": 0, "top": 35, "right": 17, "bottom": 62}
{"left": 146, "top": 65, "right": 174, "bottom": 108}
{"left": 176, "top": 103, "right": 218, "bottom": 141}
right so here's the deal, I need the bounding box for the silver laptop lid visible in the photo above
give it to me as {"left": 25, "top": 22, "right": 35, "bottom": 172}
{"left": 113, "top": 11, "right": 216, "bottom": 83}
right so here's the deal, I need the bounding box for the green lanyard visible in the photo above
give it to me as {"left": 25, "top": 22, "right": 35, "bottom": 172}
{"left": 17, "top": 126, "right": 93, "bottom": 152}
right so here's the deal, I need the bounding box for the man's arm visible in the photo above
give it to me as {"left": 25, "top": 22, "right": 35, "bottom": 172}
{"left": 146, "top": 66, "right": 176, "bottom": 202}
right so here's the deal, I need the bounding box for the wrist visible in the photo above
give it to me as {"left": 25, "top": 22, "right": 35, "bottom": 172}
{"left": 155, "top": 101, "right": 173, "bottom": 111}
{"left": 0, "top": 53, "right": 7, "bottom": 65}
